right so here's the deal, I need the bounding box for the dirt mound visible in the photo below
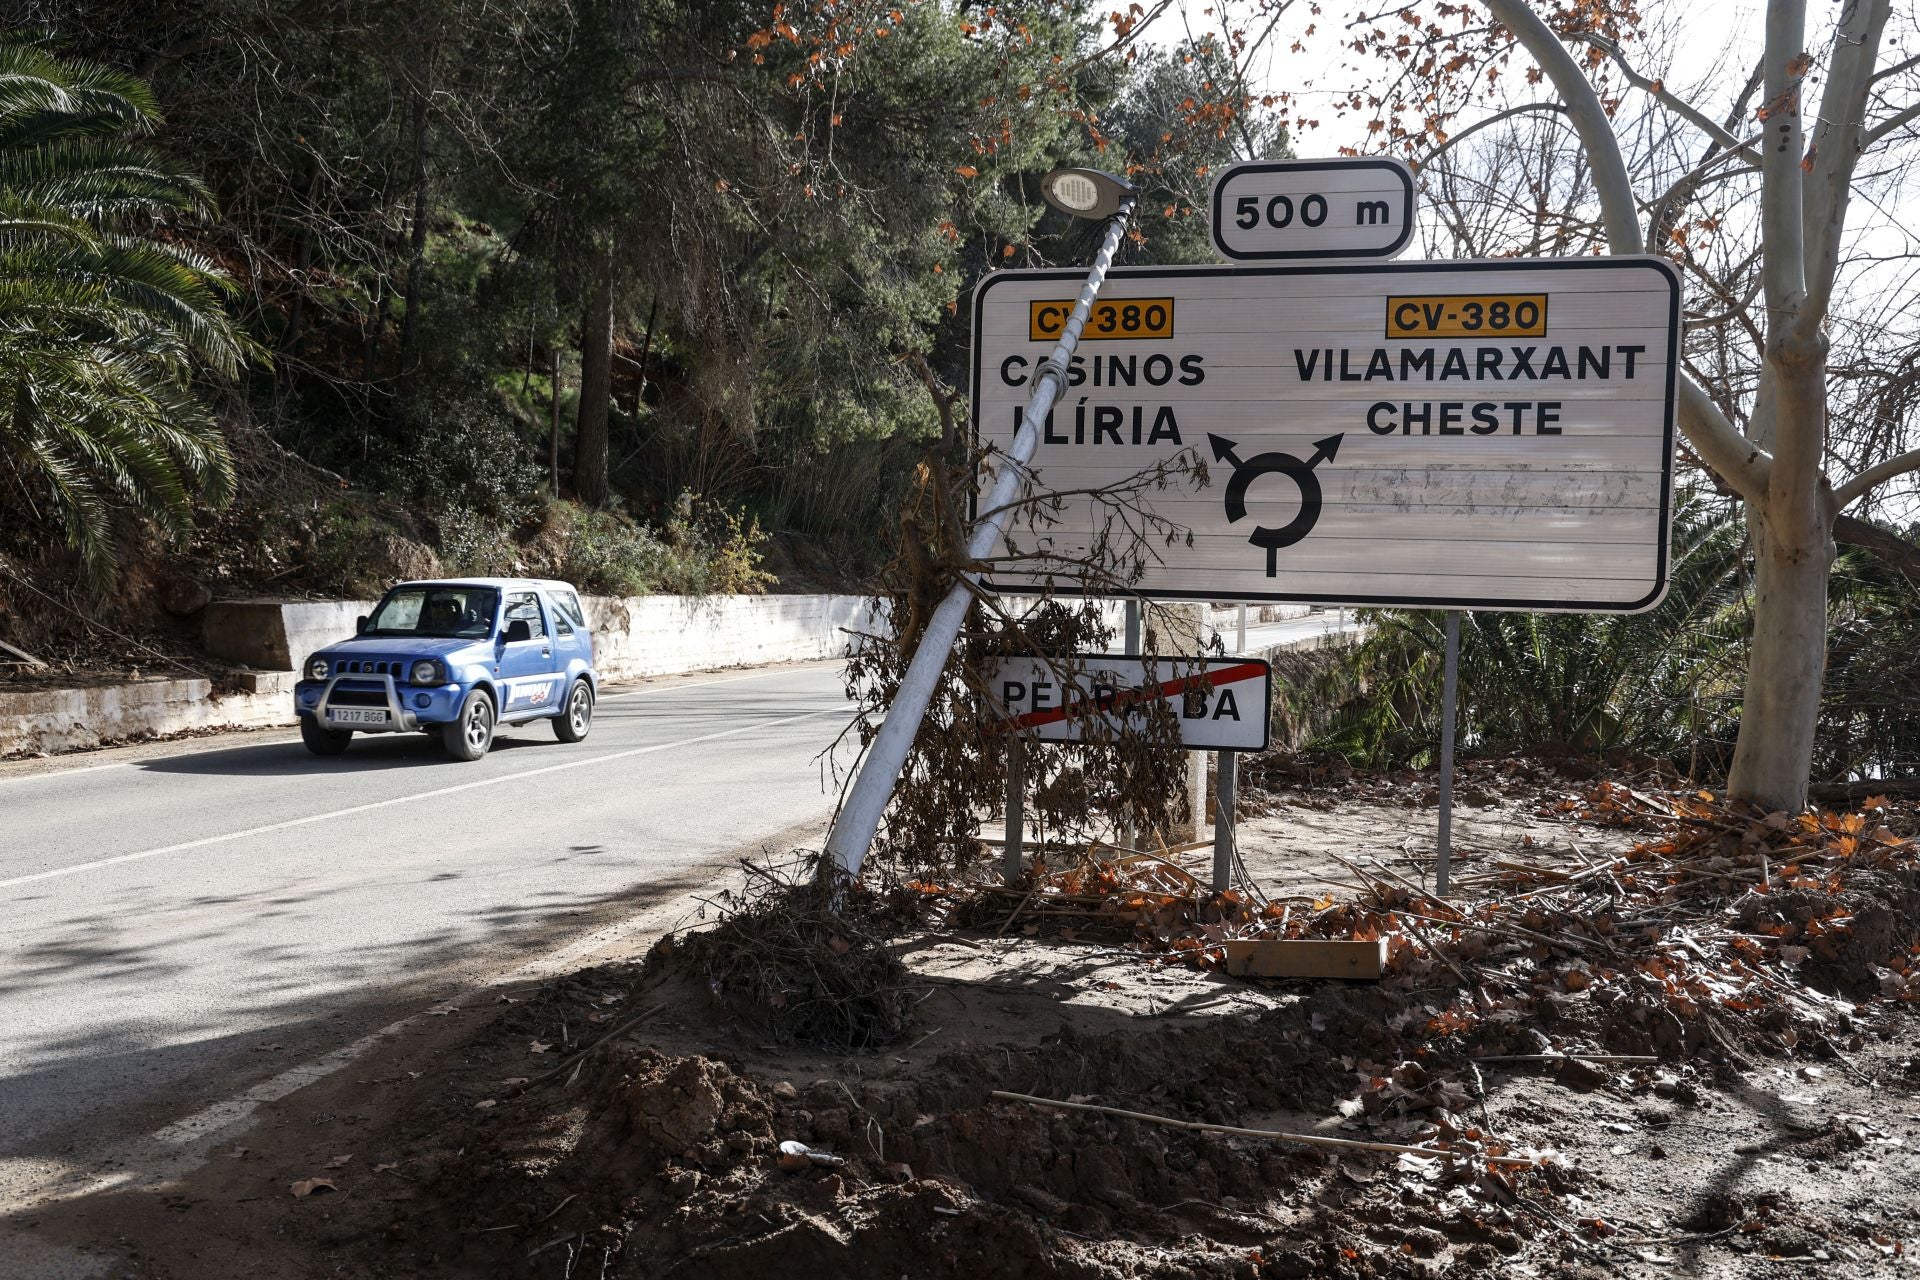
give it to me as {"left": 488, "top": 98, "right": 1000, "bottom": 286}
{"left": 362, "top": 982, "right": 1542, "bottom": 1280}
{"left": 1734, "top": 869, "right": 1920, "bottom": 997}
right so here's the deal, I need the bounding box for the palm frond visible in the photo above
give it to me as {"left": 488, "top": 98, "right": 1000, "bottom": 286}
{"left": 0, "top": 44, "right": 248, "bottom": 589}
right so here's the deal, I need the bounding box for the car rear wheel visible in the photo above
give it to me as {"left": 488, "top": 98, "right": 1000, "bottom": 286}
{"left": 553, "top": 678, "right": 594, "bottom": 743}
{"left": 443, "top": 689, "right": 496, "bottom": 761}
{"left": 301, "top": 717, "right": 352, "bottom": 756}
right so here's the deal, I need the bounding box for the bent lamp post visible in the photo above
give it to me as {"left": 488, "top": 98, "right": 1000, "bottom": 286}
{"left": 824, "top": 167, "right": 1137, "bottom": 881}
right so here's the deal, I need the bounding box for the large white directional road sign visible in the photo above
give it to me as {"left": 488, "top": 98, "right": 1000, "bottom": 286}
{"left": 971, "top": 257, "right": 1680, "bottom": 612}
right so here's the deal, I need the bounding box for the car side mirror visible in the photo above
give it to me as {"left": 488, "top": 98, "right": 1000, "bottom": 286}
{"left": 503, "top": 619, "right": 533, "bottom": 644}
{"left": 355, "top": 614, "right": 368, "bottom": 634}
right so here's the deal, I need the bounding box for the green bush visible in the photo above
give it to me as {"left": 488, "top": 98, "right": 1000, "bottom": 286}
{"left": 548, "top": 503, "right": 671, "bottom": 597}
{"left": 656, "top": 492, "right": 775, "bottom": 596}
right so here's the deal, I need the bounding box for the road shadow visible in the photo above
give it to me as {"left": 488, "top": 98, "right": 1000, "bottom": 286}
{"left": 131, "top": 729, "right": 557, "bottom": 777}
{"left": 0, "top": 857, "right": 730, "bottom": 1168}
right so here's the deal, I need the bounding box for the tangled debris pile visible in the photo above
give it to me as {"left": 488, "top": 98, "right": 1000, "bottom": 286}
{"left": 927, "top": 781, "right": 1918, "bottom": 1064}
{"left": 656, "top": 856, "right": 917, "bottom": 1051}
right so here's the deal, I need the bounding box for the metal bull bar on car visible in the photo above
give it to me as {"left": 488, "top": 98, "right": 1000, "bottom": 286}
{"left": 313, "top": 672, "right": 418, "bottom": 732}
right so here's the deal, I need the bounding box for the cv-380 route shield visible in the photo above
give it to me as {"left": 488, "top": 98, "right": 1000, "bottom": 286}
{"left": 970, "top": 256, "right": 1681, "bottom": 612}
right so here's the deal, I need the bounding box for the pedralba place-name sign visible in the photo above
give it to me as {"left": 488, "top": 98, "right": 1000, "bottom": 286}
{"left": 989, "top": 655, "right": 1272, "bottom": 752}
{"left": 970, "top": 256, "right": 1681, "bottom": 612}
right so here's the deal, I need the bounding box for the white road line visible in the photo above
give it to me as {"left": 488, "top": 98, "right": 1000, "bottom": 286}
{"left": 0, "top": 705, "right": 842, "bottom": 890}
{"left": 0, "top": 664, "right": 826, "bottom": 788}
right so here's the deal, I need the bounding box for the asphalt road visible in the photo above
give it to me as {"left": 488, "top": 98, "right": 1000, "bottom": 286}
{"left": 0, "top": 662, "right": 852, "bottom": 1207}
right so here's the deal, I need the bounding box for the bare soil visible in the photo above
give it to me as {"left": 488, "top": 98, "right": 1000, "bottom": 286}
{"left": 11, "top": 763, "right": 1918, "bottom": 1279}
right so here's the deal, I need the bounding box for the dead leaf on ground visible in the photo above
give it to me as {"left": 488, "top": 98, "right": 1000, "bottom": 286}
{"left": 290, "top": 1178, "right": 336, "bottom": 1198}
{"left": 324, "top": 1154, "right": 353, "bottom": 1169}
{"left": 529, "top": 1040, "right": 552, "bottom": 1054}
{"left": 373, "top": 1162, "right": 399, "bottom": 1173}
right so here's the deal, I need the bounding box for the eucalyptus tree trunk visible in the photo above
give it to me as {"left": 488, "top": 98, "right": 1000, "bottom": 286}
{"left": 1479, "top": 0, "right": 1898, "bottom": 813}
{"left": 572, "top": 248, "right": 615, "bottom": 508}
{"left": 1728, "top": 358, "right": 1833, "bottom": 811}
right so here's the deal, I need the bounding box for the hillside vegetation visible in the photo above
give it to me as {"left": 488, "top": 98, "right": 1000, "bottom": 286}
{"left": 0, "top": 1, "right": 1271, "bottom": 626}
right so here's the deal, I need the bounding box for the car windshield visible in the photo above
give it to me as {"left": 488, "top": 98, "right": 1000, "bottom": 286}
{"left": 365, "top": 586, "right": 498, "bottom": 639}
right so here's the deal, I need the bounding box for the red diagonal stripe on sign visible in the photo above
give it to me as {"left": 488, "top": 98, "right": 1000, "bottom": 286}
{"left": 997, "top": 661, "right": 1267, "bottom": 733}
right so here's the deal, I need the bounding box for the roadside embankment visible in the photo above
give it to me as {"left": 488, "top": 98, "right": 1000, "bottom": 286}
{"left": 2, "top": 593, "right": 878, "bottom": 756}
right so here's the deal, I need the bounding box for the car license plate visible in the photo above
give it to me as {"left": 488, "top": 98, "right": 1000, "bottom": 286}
{"left": 329, "top": 708, "right": 389, "bottom": 726}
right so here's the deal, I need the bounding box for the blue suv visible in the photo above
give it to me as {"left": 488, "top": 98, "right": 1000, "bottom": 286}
{"left": 294, "top": 578, "right": 597, "bottom": 761}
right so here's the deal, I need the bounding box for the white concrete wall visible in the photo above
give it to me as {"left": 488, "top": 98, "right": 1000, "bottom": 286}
{"left": 584, "top": 594, "right": 879, "bottom": 681}
{"left": 0, "top": 677, "right": 294, "bottom": 755}
{"left": 202, "top": 599, "right": 377, "bottom": 671}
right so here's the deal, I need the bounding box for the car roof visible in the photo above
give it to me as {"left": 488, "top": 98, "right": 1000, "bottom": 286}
{"left": 389, "top": 578, "right": 578, "bottom": 593}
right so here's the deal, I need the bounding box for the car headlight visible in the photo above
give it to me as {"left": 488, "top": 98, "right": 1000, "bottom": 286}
{"left": 307, "top": 657, "right": 329, "bottom": 680}
{"left": 409, "top": 659, "right": 443, "bottom": 686}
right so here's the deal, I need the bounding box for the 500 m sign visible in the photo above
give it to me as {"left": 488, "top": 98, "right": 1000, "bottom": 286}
{"left": 970, "top": 256, "right": 1681, "bottom": 612}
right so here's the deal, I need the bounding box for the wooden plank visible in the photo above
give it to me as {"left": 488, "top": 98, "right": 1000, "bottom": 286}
{"left": 1223, "top": 938, "right": 1387, "bottom": 981}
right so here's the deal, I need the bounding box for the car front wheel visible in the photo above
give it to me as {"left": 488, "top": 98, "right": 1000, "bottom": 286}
{"left": 301, "top": 717, "right": 352, "bottom": 756}
{"left": 553, "top": 678, "right": 594, "bottom": 743}
{"left": 443, "top": 689, "right": 496, "bottom": 761}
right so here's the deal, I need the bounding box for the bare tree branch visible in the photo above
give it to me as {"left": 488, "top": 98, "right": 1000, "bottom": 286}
{"left": 1758, "top": 0, "right": 1810, "bottom": 321}
{"left": 1834, "top": 447, "right": 1920, "bottom": 508}
{"left": 1479, "top": 0, "right": 1643, "bottom": 251}
{"left": 1420, "top": 101, "right": 1569, "bottom": 166}
{"left": 1865, "top": 100, "right": 1920, "bottom": 146}
{"left": 1580, "top": 33, "right": 1762, "bottom": 166}
{"left": 1834, "top": 513, "right": 1920, "bottom": 581}
{"left": 1800, "top": 0, "right": 1893, "bottom": 327}
{"left": 1681, "top": 378, "right": 1774, "bottom": 500}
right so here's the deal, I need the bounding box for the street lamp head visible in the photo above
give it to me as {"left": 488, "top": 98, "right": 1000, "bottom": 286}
{"left": 1041, "top": 167, "right": 1134, "bottom": 220}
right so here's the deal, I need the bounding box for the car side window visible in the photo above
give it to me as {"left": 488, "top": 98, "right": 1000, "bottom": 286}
{"left": 553, "top": 590, "right": 587, "bottom": 630}
{"left": 547, "top": 594, "right": 574, "bottom": 638}
{"left": 503, "top": 591, "right": 546, "bottom": 640}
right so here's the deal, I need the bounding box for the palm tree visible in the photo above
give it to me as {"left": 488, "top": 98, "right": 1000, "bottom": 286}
{"left": 0, "top": 38, "right": 251, "bottom": 589}
{"left": 1316, "top": 494, "right": 1751, "bottom": 768}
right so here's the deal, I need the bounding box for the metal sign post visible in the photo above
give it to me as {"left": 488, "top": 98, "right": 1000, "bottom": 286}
{"left": 1435, "top": 609, "right": 1461, "bottom": 895}
{"left": 1211, "top": 602, "right": 1250, "bottom": 893}
{"left": 1004, "top": 732, "right": 1025, "bottom": 885}
{"left": 1116, "top": 599, "right": 1142, "bottom": 852}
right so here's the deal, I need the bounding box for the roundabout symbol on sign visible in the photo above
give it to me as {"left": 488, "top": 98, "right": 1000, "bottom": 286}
{"left": 1207, "top": 432, "right": 1343, "bottom": 576}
